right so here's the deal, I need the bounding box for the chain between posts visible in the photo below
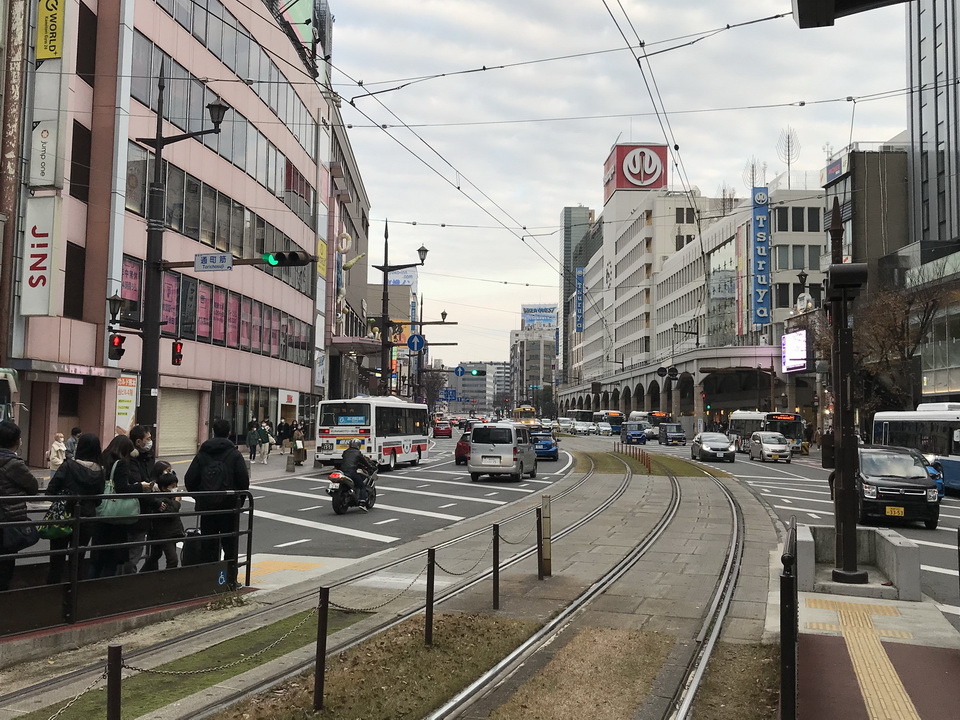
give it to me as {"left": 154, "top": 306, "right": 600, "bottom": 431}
{"left": 45, "top": 667, "right": 108, "bottom": 720}
{"left": 433, "top": 536, "right": 494, "bottom": 576}
{"left": 122, "top": 608, "right": 318, "bottom": 676}
{"left": 498, "top": 522, "right": 536, "bottom": 545}
{"left": 328, "top": 560, "right": 429, "bottom": 612}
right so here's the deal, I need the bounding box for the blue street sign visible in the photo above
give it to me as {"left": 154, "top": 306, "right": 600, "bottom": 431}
{"left": 454, "top": 366, "right": 466, "bottom": 376}
{"left": 407, "top": 333, "right": 426, "bottom": 352}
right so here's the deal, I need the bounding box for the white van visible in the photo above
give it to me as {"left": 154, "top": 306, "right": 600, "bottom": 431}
{"left": 468, "top": 422, "right": 537, "bottom": 481}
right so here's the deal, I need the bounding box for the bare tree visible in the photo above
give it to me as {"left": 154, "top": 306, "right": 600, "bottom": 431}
{"left": 421, "top": 368, "right": 448, "bottom": 415}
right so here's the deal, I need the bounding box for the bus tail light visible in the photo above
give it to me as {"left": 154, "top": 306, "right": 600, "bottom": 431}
{"left": 318, "top": 428, "right": 330, "bottom": 435}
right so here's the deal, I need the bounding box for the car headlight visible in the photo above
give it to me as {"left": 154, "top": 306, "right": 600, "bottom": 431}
{"left": 862, "top": 484, "right": 877, "bottom": 499}
{"left": 927, "top": 487, "right": 939, "bottom": 502}
{"left": 728, "top": 443, "right": 736, "bottom": 451}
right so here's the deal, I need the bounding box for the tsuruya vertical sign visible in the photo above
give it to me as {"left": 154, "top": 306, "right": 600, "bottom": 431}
{"left": 751, "top": 187, "right": 771, "bottom": 325}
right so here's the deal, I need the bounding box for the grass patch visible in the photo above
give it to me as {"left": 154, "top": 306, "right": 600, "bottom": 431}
{"left": 210, "top": 613, "right": 540, "bottom": 720}
{"left": 574, "top": 451, "right": 647, "bottom": 474}
{"left": 693, "top": 642, "right": 780, "bottom": 720}
{"left": 16, "top": 609, "right": 364, "bottom": 720}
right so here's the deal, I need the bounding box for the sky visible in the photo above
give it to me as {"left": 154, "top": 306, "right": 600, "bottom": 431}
{"left": 328, "top": 1, "right": 909, "bottom": 364}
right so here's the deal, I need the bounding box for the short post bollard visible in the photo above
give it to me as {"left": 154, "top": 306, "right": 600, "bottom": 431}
{"left": 313, "top": 587, "right": 329, "bottom": 711}
{"left": 536, "top": 507, "right": 544, "bottom": 581}
{"left": 107, "top": 644, "right": 122, "bottom": 720}
{"left": 493, "top": 523, "right": 500, "bottom": 610}
{"left": 286, "top": 454, "right": 296, "bottom": 472}
{"left": 425, "top": 548, "right": 435, "bottom": 645}
{"left": 541, "top": 495, "right": 552, "bottom": 577}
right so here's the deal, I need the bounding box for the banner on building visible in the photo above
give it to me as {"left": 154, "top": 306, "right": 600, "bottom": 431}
{"left": 20, "top": 195, "right": 60, "bottom": 315}
{"left": 751, "top": 187, "right": 771, "bottom": 325}
{"left": 521, "top": 304, "right": 557, "bottom": 329}
{"left": 574, "top": 268, "right": 585, "bottom": 332}
{"left": 115, "top": 373, "right": 139, "bottom": 434}
{"left": 602, "top": 143, "right": 669, "bottom": 203}
{"left": 30, "top": 0, "right": 68, "bottom": 187}
{"left": 36, "top": 0, "right": 64, "bottom": 59}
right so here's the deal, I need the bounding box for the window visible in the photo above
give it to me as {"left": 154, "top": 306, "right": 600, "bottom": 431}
{"left": 183, "top": 174, "right": 201, "bottom": 240}
{"left": 675, "top": 234, "right": 684, "bottom": 251}
{"left": 686, "top": 208, "right": 695, "bottom": 224}
{"left": 775, "top": 283, "right": 790, "bottom": 308}
{"left": 791, "top": 206, "right": 805, "bottom": 232}
{"left": 172, "top": 0, "right": 191, "bottom": 29}
{"left": 165, "top": 164, "right": 185, "bottom": 233}
{"left": 76, "top": 3, "right": 97, "bottom": 87}
{"left": 251, "top": 301, "right": 262, "bottom": 352}
{"left": 240, "top": 297, "right": 252, "bottom": 350}
{"left": 775, "top": 207, "right": 788, "bottom": 232}
{"left": 200, "top": 184, "right": 216, "bottom": 246}
{"left": 791, "top": 245, "right": 805, "bottom": 270}
{"left": 125, "top": 142, "right": 147, "bottom": 215}
{"left": 230, "top": 200, "right": 244, "bottom": 256}
{"left": 807, "top": 207, "right": 821, "bottom": 232}
{"left": 69, "top": 122, "right": 91, "bottom": 202}
{"left": 162, "top": 272, "right": 180, "bottom": 336}
{"left": 121, "top": 256, "right": 142, "bottom": 323}
{"left": 215, "top": 191, "right": 231, "bottom": 251}
{"left": 63, "top": 243, "right": 85, "bottom": 320}
{"left": 227, "top": 293, "right": 240, "bottom": 348}
{"left": 808, "top": 245, "right": 820, "bottom": 272}
{"left": 675, "top": 208, "right": 684, "bottom": 223}
{"left": 131, "top": 32, "right": 152, "bottom": 105}
{"left": 776, "top": 245, "right": 789, "bottom": 270}
{"left": 212, "top": 287, "right": 227, "bottom": 344}
{"left": 197, "top": 282, "right": 212, "bottom": 340}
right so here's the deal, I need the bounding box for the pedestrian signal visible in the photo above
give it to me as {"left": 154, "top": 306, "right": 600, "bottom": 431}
{"left": 108, "top": 334, "right": 126, "bottom": 361}
{"left": 172, "top": 339, "right": 184, "bottom": 366}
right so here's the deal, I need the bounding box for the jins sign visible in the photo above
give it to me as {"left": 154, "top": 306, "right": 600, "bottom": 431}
{"left": 603, "top": 143, "right": 668, "bottom": 202}
{"left": 20, "top": 195, "right": 59, "bottom": 316}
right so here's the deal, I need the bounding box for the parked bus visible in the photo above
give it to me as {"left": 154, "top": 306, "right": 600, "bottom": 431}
{"left": 627, "top": 410, "right": 673, "bottom": 428}
{"left": 512, "top": 405, "right": 538, "bottom": 424}
{"left": 873, "top": 403, "right": 960, "bottom": 492}
{"left": 727, "top": 410, "right": 805, "bottom": 453}
{"left": 592, "top": 410, "right": 625, "bottom": 432}
{"left": 316, "top": 396, "right": 429, "bottom": 470}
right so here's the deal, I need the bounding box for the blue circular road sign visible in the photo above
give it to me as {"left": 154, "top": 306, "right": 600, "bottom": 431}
{"left": 407, "top": 333, "right": 426, "bottom": 352}
{"left": 454, "top": 366, "right": 466, "bottom": 376}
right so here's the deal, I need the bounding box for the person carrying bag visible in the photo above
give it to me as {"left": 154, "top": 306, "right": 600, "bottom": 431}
{"left": 90, "top": 435, "right": 139, "bottom": 578}
{"left": 96, "top": 459, "right": 140, "bottom": 524}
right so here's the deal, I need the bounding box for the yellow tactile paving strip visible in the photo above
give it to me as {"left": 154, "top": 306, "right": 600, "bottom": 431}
{"left": 805, "top": 598, "right": 920, "bottom": 720}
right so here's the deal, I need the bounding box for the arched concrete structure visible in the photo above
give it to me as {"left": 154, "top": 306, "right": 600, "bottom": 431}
{"left": 621, "top": 386, "right": 632, "bottom": 415}
{"left": 648, "top": 380, "right": 661, "bottom": 410}
{"left": 676, "top": 372, "right": 695, "bottom": 417}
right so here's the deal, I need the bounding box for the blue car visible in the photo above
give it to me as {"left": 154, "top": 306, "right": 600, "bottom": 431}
{"left": 532, "top": 432, "right": 559, "bottom": 461}
{"left": 620, "top": 421, "right": 649, "bottom": 445}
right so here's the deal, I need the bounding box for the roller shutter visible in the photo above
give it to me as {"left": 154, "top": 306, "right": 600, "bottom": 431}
{"left": 158, "top": 388, "right": 200, "bottom": 455}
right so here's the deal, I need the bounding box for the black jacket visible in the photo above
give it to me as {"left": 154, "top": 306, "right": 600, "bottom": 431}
{"left": 46, "top": 459, "right": 104, "bottom": 518}
{"left": 340, "top": 447, "right": 375, "bottom": 477}
{"left": 144, "top": 493, "right": 185, "bottom": 539}
{"left": 0, "top": 451, "right": 39, "bottom": 523}
{"left": 184, "top": 437, "right": 250, "bottom": 510}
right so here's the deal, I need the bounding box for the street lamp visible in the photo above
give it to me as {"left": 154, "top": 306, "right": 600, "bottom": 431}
{"left": 372, "top": 220, "right": 427, "bottom": 395}
{"left": 135, "top": 61, "right": 229, "bottom": 446}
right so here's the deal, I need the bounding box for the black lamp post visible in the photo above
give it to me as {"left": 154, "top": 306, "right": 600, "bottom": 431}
{"left": 135, "top": 61, "right": 228, "bottom": 445}
{"left": 372, "top": 220, "right": 427, "bottom": 395}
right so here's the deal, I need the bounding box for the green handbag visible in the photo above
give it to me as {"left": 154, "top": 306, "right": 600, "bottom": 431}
{"left": 38, "top": 499, "right": 73, "bottom": 540}
{"left": 95, "top": 461, "right": 140, "bottom": 525}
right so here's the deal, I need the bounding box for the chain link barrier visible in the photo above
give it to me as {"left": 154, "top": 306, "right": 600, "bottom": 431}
{"left": 46, "top": 668, "right": 108, "bottom": 720}
{"left": 498, "top": 520, "right": 536, "bottom": 545}
{"left": 328, "top": 560, "right": 429, "bottom": 612}
{"left": 433, "top": 535, "right": 495, "bottom": 576}
{"left": 122, "top": 607, "right": 319, "bottom": 676}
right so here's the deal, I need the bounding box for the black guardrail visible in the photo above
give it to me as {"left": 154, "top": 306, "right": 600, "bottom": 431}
{"left": 780, "top": 515, "right": 798, "bottom": 720}
{"left": 0, "top": 490, "right": 254, "bottom": 636}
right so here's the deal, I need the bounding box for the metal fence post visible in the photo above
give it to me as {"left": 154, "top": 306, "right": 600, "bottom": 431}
{"left": 493, "top": 523, "right": 500, "bottom": 610}
{"left": 536, "top": 507, "right": 544, "bottom": 581}
{"left": 313, "top": 587, "right": 329, "bottom": 711}
{"left": 425, "top": 548, "right": 435, "bottom": 645}
{"left": 541, "top": 495, "right": 552, "bottom": 577}
{"left": 780, "top": 517, "right": 798, "bottom": 720}
{"left": 107, "top": 644, "right": 122, "bottom": 720}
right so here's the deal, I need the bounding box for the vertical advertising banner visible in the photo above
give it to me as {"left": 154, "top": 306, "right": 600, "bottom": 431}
{"left": 115, "top": 373, "right": 139, "bottom": 434}
{"left": 574, "top": 267, "right": 585, "bottom": 332}
{"left": 20, "top": 195, "right": 60, "bottom": 315}
{"left": 30, "top": 0, "right": 67, "bottom": 187}
{"left": 751, "top": 187, "right": 771, "bottom": 325}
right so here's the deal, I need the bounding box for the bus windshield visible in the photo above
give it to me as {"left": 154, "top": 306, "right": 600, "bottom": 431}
{"left": 767, "top": 419, "right": 804, "bottom": 439}
{"left": 319, "top": 403, "right": 370, "bottom": 426}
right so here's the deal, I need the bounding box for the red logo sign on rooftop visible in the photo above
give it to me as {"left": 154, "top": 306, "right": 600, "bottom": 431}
{"left": 603, "top": 143, "right": 668, "bottom": 203}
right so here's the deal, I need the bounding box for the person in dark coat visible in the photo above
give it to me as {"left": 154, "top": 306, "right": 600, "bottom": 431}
{"left": 64, "top": 427, "right": 81, "bottom": 461}
{"left": 245, "top": 421, "right": 260, "bottom": 463}
{"left": 276, "top": 419, "right": 291, "bottom": 454}
{"left": 90, "top": 435, "right": 139, "bottom": 578}
{"left": 141, "top": 461, "right": 184, "bottom": 572}
{"left": 184, "top": 418, "right": 250, "bottom": 588}
{"left": 123, "top": 425, "right": 157, "bottom": 574}
{"left": 0, "top": 420, "right": 40, "bottom": 591}
{"left": 44, "top": 433, "right": 104, "bottom": 584}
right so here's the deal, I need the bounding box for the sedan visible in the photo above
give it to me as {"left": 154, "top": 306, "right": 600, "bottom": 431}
{"left": 572, "top": 421, "right": 591, "bottom": 435}
{"left": 433, "top": 421, "right": 453, "bottom": 438}
{"left": 748, "top": 432, "right": 792, "bottom": 463}
{"left": 532, "top": 432, "right": 559, "bottom": 461}
{"left": 454, "top": 432, "right": 471, "bottom": 465}
{"left": 597, "top": 422, "right": 613, "bottom": 436}
{"left": 691, "top": 432, "right": 736, "bottom": 463}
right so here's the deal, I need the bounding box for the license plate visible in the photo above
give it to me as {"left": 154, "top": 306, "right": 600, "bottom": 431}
{"left": 771, "top": 454, "right": 779, "bottom": 460}
{"left": 321, "top": 442, "right": 334, "bottom": 451}
{"left": 482, "top": 456, "right": 501, "bottom": 466}
{"left": 885, "top": 506, "right": 905, "bottom": 517}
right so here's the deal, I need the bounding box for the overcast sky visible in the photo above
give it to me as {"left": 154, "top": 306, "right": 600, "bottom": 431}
{"left": 328, "top": 1, "right": 908, "bottom": 364}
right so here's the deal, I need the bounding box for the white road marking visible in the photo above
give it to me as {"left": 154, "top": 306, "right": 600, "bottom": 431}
{"left": 297, "top": 505, "right": 322, "bottom": 511}
{"left": 379, "top": 475, "right": 537, "bottom": 493}
{"left": 922, "top": 564, "right": 959, "bottom": 576}
{"left": 773, "top": 503, "right": 834, "bottom": 517}
{"left": 374, "top": 518, "right": 399, "bottom": 526}
{"left": 275, "top": 539, "right": 310, "bottom": 548}
{"left": 484, "top": 492, "right": 498, "bottom": 497}
{"left": 439, "top": 503, "right": 456, "bottom": 508}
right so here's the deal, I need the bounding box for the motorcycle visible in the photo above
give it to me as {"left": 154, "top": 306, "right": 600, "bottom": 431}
{"left": 327, "top": 464, "right": 378, "bottom": 514}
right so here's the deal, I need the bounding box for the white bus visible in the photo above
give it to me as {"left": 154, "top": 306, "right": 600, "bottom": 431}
{"left": 316, "top": 396, "right": 430, "bottom": 470}
{"left": 873, "top": 403, "right": 960, "bottom": 493}
{"left": 727, "top": 410, "right": 805, "bottom": 453}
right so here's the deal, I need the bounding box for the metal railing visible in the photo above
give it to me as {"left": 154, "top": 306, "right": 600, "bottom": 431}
{"left": 780, "top": 515, "right": 799, "bottom": 720}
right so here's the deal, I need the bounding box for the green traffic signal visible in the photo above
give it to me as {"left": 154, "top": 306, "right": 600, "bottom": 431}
{"left": 263, "top": 252, "right": 279, "bottom": 266}
{"left": 470, "top": 369, "right": 478, "bottom": 375}
{"left": 261, "top": 251, "right": 311, "bottom": 267}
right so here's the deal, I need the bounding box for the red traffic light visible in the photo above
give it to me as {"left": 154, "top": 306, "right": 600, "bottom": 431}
{"left": 172, "top": 339, "right": 184, "bottom": 366}
{"left": 108, "top": 333, "right": 126, "bottom": 361}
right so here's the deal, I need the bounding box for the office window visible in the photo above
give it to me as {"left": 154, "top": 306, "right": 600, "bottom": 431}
{"left": 776, "top": 245, "right": 790, "bottom": 270}
{"left": 807, "top": 207, "right": 821, "bottom": 232}
{"left": 686, "top": 208, "right": 695, "bottom": 224}
{"left": 131, "top": 32, "right": 152, "bottom": 105}
{"left": 200, "top": 184, "right": 216, "bottom": 246}
{"left": 77, "top": 3, "right": 97, "bottom": 87}
{"left": 808, "top": 245, "right": 820, "bottom": 271}
{"left": 183, "top": 174, "right": 200, "bottom": 240}
{"left": 215, "top": 190, "right": 230, "bottom": 251}
{"left": 775, "top": 207, "right": 788, "bottom": 231}
{"left": 63, "top": 243, "right": 85, "bottom": 320}
{"left": 675, "top": 235, "right": 684, "bottom": 251}
{"left": 69, "top": 122, "right": 91, "bottom": 202}
{"left": 165, "top": 164, "right": 185, "bottom": 233}
{"left": 212, "top": 287, "right": 227, "bottom": 345}
{"left": 230, "top": 200, "right": 244, "bottom": 255}
{"left": 251, "top": 301, "right": 262, "bottom": 352}
{"left": 792, "top": 245, "right": 805, "bottom": 270}
{"left": 191, "top": 0, "right": 207, "bottom": 43}
{"left": 675, "top": 208, "right": 684, "bottom": 223}
{"left": 791, "top": 206, "right": 805, "bottom": 232}
{"left": 172, "top": 0, "right": 191, "bottom": 29}
{"left": 121, "top": 256, "right": 142, "bottom": 324}
{"left": 775, "top": 283, "right": 790, "bottom": 308}
{"left": 227, "top": 292, "right": 240, "bottom": 348}
{"left": 125, "top": 142, "right": 147, "bottom": 215}
{"left": 197, "top": 282, "right": 212, "bottom": 340}
{"left": 187, "top": 78, "right": 204, "bottom": 135}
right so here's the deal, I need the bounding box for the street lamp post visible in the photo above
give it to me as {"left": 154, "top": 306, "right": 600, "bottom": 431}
{"left": 135, "top": 62, "right": 228, "bottom": 445}
{"left": 372, "top": 221, "right": 427, "bottom": 395}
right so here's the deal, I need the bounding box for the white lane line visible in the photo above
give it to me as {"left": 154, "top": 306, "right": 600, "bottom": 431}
{"left": 484, "top": 492, "right": 498, "bottom": 497}
{"left": 367, "top": 485, "right": 506, "bottom": 505}
{"left": 224, "top": 485, "right": 466, "bottom": 520}
{"left": 275, "top": 539, "right": 310, "bottom": 548}
{"left": 378, "top": 475, "right": 537, "bottom": 494}
{"left": 439, "top": 503, "right": 456, "bottom": 508}
{"left": 252, "top": 495, "right": 265, "bottom": 500}
{"left": 297, "top": 505, "right": 322, "bottom": 511}
{"left": 922, "top": 564, "right": 959, "bottom": 577}
{"left": 936, "top": 603, "right": 960, "bottom": 617}
{"left": 754, "top": 491, "right": 834, "bottom": 505}
{"left": 911, "top": 538, "right": 960, "bottom": 551}
{"left": 773, "top": 503, "right": 834, "bottom": 517}
{"left": 417, "top": 484, "right": 431, "bottom": 488}
{"left": 374, "top": 518, "right": 399, "bottom": 526}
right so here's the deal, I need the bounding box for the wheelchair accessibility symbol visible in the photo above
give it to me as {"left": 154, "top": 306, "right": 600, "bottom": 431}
{"left": 218, "top": 570, "right": 227, "bottom": 586}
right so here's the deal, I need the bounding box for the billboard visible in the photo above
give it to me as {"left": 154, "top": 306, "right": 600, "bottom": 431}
{"left": 574, "top": 268, "right": 585, "bottom": 332}
{"left": 781, "top": 329, "right": 811, "bottom": 373}
{"left": 751, "top": 187, "right": 772, "bottom": 325}
{"left": 521, "top": 304, "right": 557, "bottom": 329}
{"left": 20, "top": 195, "right": 60, "bottom": 315}
{"left": 603, "top": 143, "right": 668, "bottom": 203}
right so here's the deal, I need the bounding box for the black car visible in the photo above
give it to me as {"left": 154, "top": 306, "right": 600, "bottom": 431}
{"left": 829, "top": 445, "right": 940, "bottom": 530}
{"left": 691, "top": 432, "right": 735, "bottom": 463}
{"left": 658, "top": 423, "right": 686, "bottom": 446}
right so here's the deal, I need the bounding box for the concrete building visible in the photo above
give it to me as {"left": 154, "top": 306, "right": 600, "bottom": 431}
{"left": 449, "top": 362, "right": 495, "bottom": 416}
{"left": 558, "top": 206, "right": 594, "bottom": 385}
{"left": 5, "top": 0, "right": 331, "bottom": 463}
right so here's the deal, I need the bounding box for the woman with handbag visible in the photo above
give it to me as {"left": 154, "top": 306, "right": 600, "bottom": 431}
{"left": 90, "top": 435, "right": 140, "bottom": 578}
{"left": 44, "top": 434, "right": 103, "bottom": 584}
{"left": 0, "top": 420, "right": 40, "bottom": 591}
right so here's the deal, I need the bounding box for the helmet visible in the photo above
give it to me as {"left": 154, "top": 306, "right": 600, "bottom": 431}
{"left": 348, "top": 439, "right": 363, "bottom": 449}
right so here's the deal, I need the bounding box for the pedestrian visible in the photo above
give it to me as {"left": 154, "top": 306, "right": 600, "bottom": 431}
{"left": 256, "top": 421, "right": 271, "bottom": 464}
{"left": 814, "top": 427, "right": 822, "bottom": 448}
{"left": 264, "top": 420, "right": 276, "bottom": 459}
{"left": 292, "top": 424, "right": 307, "bottom": 466}
{"left": 184, "top": 418, "right": 250, "bottom": 589}
{"left": 0, "top": 420, "right": 40, "bottom": 591}
{"left": 44, "top": 433, "right": 103, "bottom": 584}
{"left": 122, "top": 425, "right": 157, "bottom": 574}
{"left": 90, "top": 434, "right": 139, "bottom": 578}
{"left": 140, "top": 461, "right": 184, "bottom": 572}
{"left": 48, "top": 432, "right": 67, "bottom": 473}
{"left": 245, "top": 421, "right": 259, "bottom": 463}
{"left": 276, "top": 418, "right": 291, "bottom": 454}
{"left": 64, "top": 427, "right": 81, "bottom": 461}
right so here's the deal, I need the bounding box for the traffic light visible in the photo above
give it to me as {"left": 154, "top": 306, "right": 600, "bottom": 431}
{"left": 172, "top": 339, "right": 184, "bottom": 366}
{"left": 108, "top": 334, "right": 126, "bottom": 361}
{"left": 469, "top": 369, "right": 487, "bottom": 376}
{"left": 261, "top": 250, "right": 311, "bottom": 266}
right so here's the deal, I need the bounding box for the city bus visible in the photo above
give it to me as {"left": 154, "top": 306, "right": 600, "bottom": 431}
{"left": 512, "top": 405, "right": 538, "bottom": 425}
{"left": 873, "top": 403, "right": 960, "bottom": 492}
{"left": 316, "top": 396, "right": 430, "bottom": 470}
{"left": 727, "top": 410, "right": 805, "bottom": 453}
{"left": 592, "top": 410, "right": 625, "bottom": 432}
{"left": 569, "top": 409, "right": 595, "bottom": 423}
{"left": 627, "top": 410, "right": 673, "bottom": 428}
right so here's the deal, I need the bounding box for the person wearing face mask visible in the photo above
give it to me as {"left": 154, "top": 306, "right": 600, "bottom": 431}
{"left": 0, "top": 420, "right": 40, "bottom": 591}
{"left": 123, "top": 425, "right": 157, "bottom": 574}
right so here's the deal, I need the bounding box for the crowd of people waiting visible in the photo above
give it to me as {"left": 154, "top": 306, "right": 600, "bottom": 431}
{"left": 0, "top": 415, "right": 265, "bottom": 593}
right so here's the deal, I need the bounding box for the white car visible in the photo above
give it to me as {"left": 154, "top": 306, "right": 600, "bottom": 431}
{"left": 572, "top": 421, "right": 591, "bottom": 435}
{"left": 557, "top": 418, "right": 574, "bottom": 432}
{"left": 597, "top": 422, "right": 613, "bottom": 436}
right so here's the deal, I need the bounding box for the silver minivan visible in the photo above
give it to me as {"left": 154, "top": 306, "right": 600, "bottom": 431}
{"left": 468, "top": 422, "right": 537, "bottom": 481}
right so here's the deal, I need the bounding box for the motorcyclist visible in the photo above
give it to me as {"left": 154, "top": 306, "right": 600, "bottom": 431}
{"left": 340, "top": 439, "right": 376, "bottom": 510}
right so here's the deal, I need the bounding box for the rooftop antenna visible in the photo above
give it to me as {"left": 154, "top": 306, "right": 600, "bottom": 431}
{"left": 776, "top": 126, "right": 801, "bottom": 189}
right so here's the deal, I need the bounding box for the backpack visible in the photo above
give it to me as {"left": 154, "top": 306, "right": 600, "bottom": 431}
{"left": 200, "top": 458, "right": 229, "bottom": 494}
